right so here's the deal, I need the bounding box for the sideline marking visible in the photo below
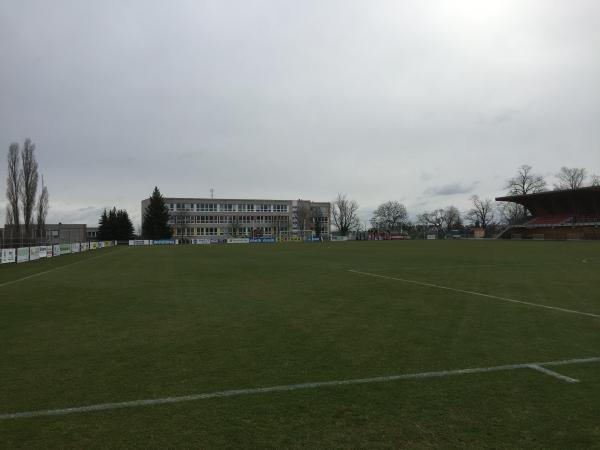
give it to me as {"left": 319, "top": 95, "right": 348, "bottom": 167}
{"left": 0, "top": 248, "right": 124, "bottom": 288}
{"left": 348, "top": 270, "right": 600, "bottom": 319}
{"left": 1, "top": 356, "right": 598, "bottom": 420}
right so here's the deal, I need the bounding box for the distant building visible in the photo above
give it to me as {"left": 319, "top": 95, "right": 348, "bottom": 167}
{"left": 496, "top": 186, "right": 600, "bottom": 240}
{"left": 87, "top": 227, "right": 99, "bottom": 241}
{"left": 2, "top": 224, "right": 88, "bottom": 245}
{"left": 141, "top": 197, "right": 331, "bottom": 242}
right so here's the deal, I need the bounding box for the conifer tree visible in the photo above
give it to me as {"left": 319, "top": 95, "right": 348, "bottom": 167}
{"left": 108, "top": 208, "right": 118, "bottom": 240}
{"left": 97, "top": 207, "right": 134, "bottom": 240}
{"left": 142, "top": 187, "right": 172, "bottom": 239}
{"left": 98, "top": 209, "right": 109, "bottom": 240}
{"left": 116, "top": 209, "right": 134, "bottom": 240}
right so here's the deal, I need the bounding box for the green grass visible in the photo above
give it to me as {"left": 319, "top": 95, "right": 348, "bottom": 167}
{"left": 1, "top": 241, "right": 599, "bottom": 449}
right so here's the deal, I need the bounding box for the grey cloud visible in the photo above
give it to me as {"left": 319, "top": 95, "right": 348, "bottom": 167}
{"left": 1, "top": 1, "right": 599, "bottom": 226}
{"left": 424, "top": 182, "right": 479, "bottom": 197}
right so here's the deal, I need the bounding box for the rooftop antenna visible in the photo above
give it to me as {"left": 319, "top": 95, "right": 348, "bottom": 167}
{"left": 210, "top": 188, "right": 214, "bottom": 199}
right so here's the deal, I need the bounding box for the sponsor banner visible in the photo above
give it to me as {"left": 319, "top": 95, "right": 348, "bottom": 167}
{"left": 153, "top": 239, "right": 178, "bottom": 245}
{"left": 1, "top": 248, "right": 16, "bottom": 264}
{"left": 17, "top": 247, "right": 29, "bottom": 263}
{"left": 98, "top": 241, "right": 105, "bottom": 248}
{"left": 279, "top": 236, "right": 303, "bottom": 242}
{"left": 304, "top": 236, "right": 322, "bottom": 242}
{"left": 227, "top": 238, "right": 250, "bottom": 244}
{"left": 80, "top": 242, "right": 89, "bottom": 251}
{"left": 249, "top": 237, "right": 276, "bottom": 244}
{"left": 45, "top": 245, "right": 53, "bottom": 258}
{"left": 71, "top": 243, "right": 81, "bottom": 253}
{"left": 331, "top": 236, "right": 348, "bottom": 242}
{"left": 29, "top": 246, "right": 40, "bottom": 261}
{"left": 426, "top": 235, "right": 437, "bottom": 240}
{"left": 60, "top": 243, "right": 71, "bottom": 254}
{"left": 90, "top": 242, "right": 98, "bottom": 250}
{"left": 53, "top": 244, "right": 61, "bottom": 256}
{"left": 191, "top": 238, "right": 212, "bottom": 245}
{"left": 39, "top": 246, "right": 47, "bottom": 258}
{"left": 128, "top": 240, "right": 151, "bottom": 246}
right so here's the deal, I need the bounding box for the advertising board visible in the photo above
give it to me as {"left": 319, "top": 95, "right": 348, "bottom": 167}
{"left": 71, "top": 243, "right": 80, "bottom": 253}
{"left": 60, "top": 243, "right": 71, "bottom": 254}
{"left": 17, "top": 247, "right": 29, "bottom": 263}
{"left": 331, "top": 236, "right": 348, "bottom": 242}
{"left": 39, "top": 246, "right": 47, "bottom": 258}
{"left": 153, "top": 239, "right": 177, "bottom": 245}
{"left": 1, "top": 248, "right": 16, "bottom": 264}
{"left": 191, "top": 239, "right": 212, "bottom": 245}
{"left": 227, "top": 238, "right": 250, "bottom": 244}
{"left": 249, "top": 237, "right": 275, "bottom": 243}
{"left": 29, "top": 246, "right": 40, "bottom": 261}
{"left": 304, "top": 236, "right": 322, "bottom": 242}
{"left": 128, "top": 240, "right": 149, "bottom": 246}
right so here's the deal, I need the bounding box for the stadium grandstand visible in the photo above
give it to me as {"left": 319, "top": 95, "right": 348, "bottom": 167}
{"left": 496, "top": 186, "right": 600, "bottom": 240}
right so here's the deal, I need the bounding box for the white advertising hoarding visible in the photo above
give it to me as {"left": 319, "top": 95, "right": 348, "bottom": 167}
{"left": 17, "top": 247, "right": 29, "bottom": 263}
{"left": 1, "top": 248, "right": 16, "bottom": 264}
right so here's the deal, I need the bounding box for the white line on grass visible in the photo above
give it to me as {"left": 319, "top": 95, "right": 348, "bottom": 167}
{"left": 348, "top": 270, "right": 600, "bottom": 319}
{"left": 0, "top": 248, "right": 125, "bottom": 288}
{"left": 527, "top": 365, "right": 579, "bottom": 383}
{"left": 1, "top": 356, "right": 598, "bottom": 420}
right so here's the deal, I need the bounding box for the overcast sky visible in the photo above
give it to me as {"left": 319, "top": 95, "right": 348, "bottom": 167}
{"left": 1, "top": 0, "right": 599, "bottom": 227}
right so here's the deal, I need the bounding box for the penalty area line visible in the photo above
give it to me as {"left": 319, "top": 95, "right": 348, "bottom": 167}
{"left": 0, "top": 356, "right": 599, "bottom": 420}
{"left": 348, "top": 269, "right": 600, "bottom": 319}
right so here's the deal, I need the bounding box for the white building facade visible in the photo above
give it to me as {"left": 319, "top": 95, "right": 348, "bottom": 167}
{"left": 141, "top": 197, "right": 330, "bottom": 242}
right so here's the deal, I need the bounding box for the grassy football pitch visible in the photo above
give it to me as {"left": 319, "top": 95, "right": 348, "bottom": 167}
{"left": 1, "top": 240, "right": 599, "bottom": 449}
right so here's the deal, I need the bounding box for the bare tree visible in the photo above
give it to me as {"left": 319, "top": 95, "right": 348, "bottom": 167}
{"left": 441, "top": 205, "right": 461, "bottom": 232}
{"left": 370, "top": 201, "right": 408, "bottom": 232}
{"left": 554, "top": 166, "right": 586, "bottom": 190}
{"left": 19, "top": 138, "right": 39, "bottom": 238}
{"left": 417, "top": 209, "right": 443, "bottom": 231}
{"left": 466, "top": 195, "right": 494, "bottom": 229}
{"left": 505, "top": 164, "right": 547, "bottom": 195}
{"left": 294, "top": 201, "right": 312, "bottom": 233}
{"left": 36, "top": 177, "right": 49, "bottom": 239}
{"left": 591, "top": 174, "right": 600, "bottom": 186}
{"left": 498, "top": 201, "right": 529, "bottom": 225}
{"left": 6, "top": 143, "right": 21, "bottom": 233}
{"left": 332, "top": 193, "right": 359, "bottom": 236}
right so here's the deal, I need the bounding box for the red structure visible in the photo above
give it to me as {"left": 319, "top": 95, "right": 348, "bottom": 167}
{"left": 496, "top": 186, "right": 600, "bottom": 240}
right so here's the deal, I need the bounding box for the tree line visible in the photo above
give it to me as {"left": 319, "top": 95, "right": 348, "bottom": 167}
{"left": 4, "top": 138, "right": 49, "bottom": 239}
{"left": 330, "top": 164, "right": 599, "bottom": 237}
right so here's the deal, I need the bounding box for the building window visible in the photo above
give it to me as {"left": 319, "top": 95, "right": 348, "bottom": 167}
{"left": 199, "top": 203, "right": 217, "bottom": 212}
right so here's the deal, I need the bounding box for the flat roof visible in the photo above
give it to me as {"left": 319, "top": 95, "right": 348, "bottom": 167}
{"left": 496, "top": 185, "right": 600, "bottom": 202}
{"left": 143, "top": 197, "right": 330, "bottom": 203}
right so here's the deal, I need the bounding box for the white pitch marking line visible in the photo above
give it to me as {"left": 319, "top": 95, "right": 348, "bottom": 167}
{"left": 348, "top": 270, "right": 600, "bottom": 319}
{"left": 1, "top": 356, "right": 599, "bottom": 420}
{"left": 527, "top": 364, "right": 579, "bottom": 383}
{"left": 0, "top": 248, "right": 124, "bottom": 288}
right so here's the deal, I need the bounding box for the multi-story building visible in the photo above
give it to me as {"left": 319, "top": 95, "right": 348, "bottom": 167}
{"left": 141, "top": 197, "right": 330, "bottom": 241}
{"left": 2, "top": 223, "right": 88, "bottom": 245}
